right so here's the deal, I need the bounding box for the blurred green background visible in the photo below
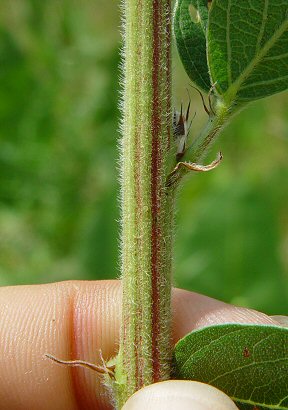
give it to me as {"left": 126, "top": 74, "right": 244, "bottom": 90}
{"left": 0, "top": 1, "right": 287, "bottom": 314}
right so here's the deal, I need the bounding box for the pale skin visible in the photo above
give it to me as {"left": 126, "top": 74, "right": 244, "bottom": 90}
{"left": 0, "top": 280, "right": 281, "bottom": 410}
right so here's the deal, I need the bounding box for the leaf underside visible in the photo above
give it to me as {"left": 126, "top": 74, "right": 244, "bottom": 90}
{"left": 174, "top": 0, "right": 211, "bottom": 92}
{"left": 173, "top": 324, "right": 288, "bottom": 409}
{"left": 208, "top": 0, "right": 288, "bottom": 102}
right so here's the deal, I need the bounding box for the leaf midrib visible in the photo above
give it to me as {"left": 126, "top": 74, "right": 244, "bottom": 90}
{"left": 224, "top": 14, "right": 288, "bottom": 102}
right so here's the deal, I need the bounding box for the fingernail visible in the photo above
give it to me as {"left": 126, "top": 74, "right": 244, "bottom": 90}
{"left": 122, "top": 380, "right": 238, "bottom": 410}
{"left": 270, "top": 315, "right": 288, "bottom": 327}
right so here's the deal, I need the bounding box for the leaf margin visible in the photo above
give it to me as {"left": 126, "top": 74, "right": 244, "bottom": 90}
{"left": 173, "top": 0, "right": 212, "bottom": 92}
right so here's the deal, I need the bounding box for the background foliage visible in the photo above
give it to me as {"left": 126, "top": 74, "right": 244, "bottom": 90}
{"left": 0, "top": 0, "right": 287, "bottom": 314}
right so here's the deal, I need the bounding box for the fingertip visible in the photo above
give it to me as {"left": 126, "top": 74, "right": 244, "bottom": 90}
{"left": 0, "top": 280, "right": 280, "bottom": 410}
{"left": 172, "top": 288, "right": 279, "bottom": 342}
{"left": 122, "top": 380, "right": 238, "bottom": 410}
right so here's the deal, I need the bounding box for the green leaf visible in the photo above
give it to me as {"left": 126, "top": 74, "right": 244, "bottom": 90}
{"left": 173, "top": 324, "right": 288, "bottom": 409}
{"left": 208, "top": 0, "right": 288, "bottom": 103}
{"left": 174, "top": 0, "right": 211, "bottom": 92}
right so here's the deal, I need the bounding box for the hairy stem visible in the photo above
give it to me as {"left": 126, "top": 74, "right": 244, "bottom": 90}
{"left": 114, "top": 0, "right": 173, "bottom": 407}
{"left": 187, "top": 100, "right": 231, "bottom": 163}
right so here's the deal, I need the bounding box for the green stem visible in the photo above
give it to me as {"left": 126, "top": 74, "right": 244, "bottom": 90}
{"left": 114, "top": 0, "right": 173, "bottom": 407}
{"left": 166, "top": 99, "right": 243, "bottom": 187}
{"left": 187, "top": 100, "right": 232, "bottom": 163}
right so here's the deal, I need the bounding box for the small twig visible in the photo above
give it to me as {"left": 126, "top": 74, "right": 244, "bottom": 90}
{"left": 166, "top": 152, "right": 223, "bottom": 187}
{"left": 99, "top": 350, "right": 116, "bottom": 374}
{"left": 44, "top": 353, "right": 115, "bottom": 378}
{"left": 176, "top": 151, "right": 223, "bottom": 173}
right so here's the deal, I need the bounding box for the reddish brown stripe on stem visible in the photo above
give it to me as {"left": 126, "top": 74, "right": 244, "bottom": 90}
{"left": 151, "top": 0, "right": 163, "bottom": 382}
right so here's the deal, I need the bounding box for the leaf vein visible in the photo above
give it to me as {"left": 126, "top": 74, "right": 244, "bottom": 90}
{"left": 278, "top": 393, "right": 288, "bottom": 406}
{"left": 231, "top": 395, "right": 288, "bottom": 410}
{"left": 225, "top": 12, "right": 288, "bottom": 100}
{"left": 264, "top": 51, "right": 288, "bottom": 61}
{"left": 240, "top": 73, "right": 288, "bottom": 90}
{"left": 178, "top": 328, "right": 244, "bottom": 372}
{"left": 208, "top": 357, "right": 287, "bottom": 385}
{"left": 256, "top": 0, "right": 269, "bottom": 53}
{"left": 226, "top": 0, "right": 232, "bottom": 85}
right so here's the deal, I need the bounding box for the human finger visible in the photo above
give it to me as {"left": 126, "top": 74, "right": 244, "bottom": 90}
{"left": 172, "top": 288, "right": 278, "bottom": 342}
{"left": 0, "top": 280, "right": 121, "bottom": 410}
{"left": 0, "top": 280, "right": 280, "bottom": 410}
